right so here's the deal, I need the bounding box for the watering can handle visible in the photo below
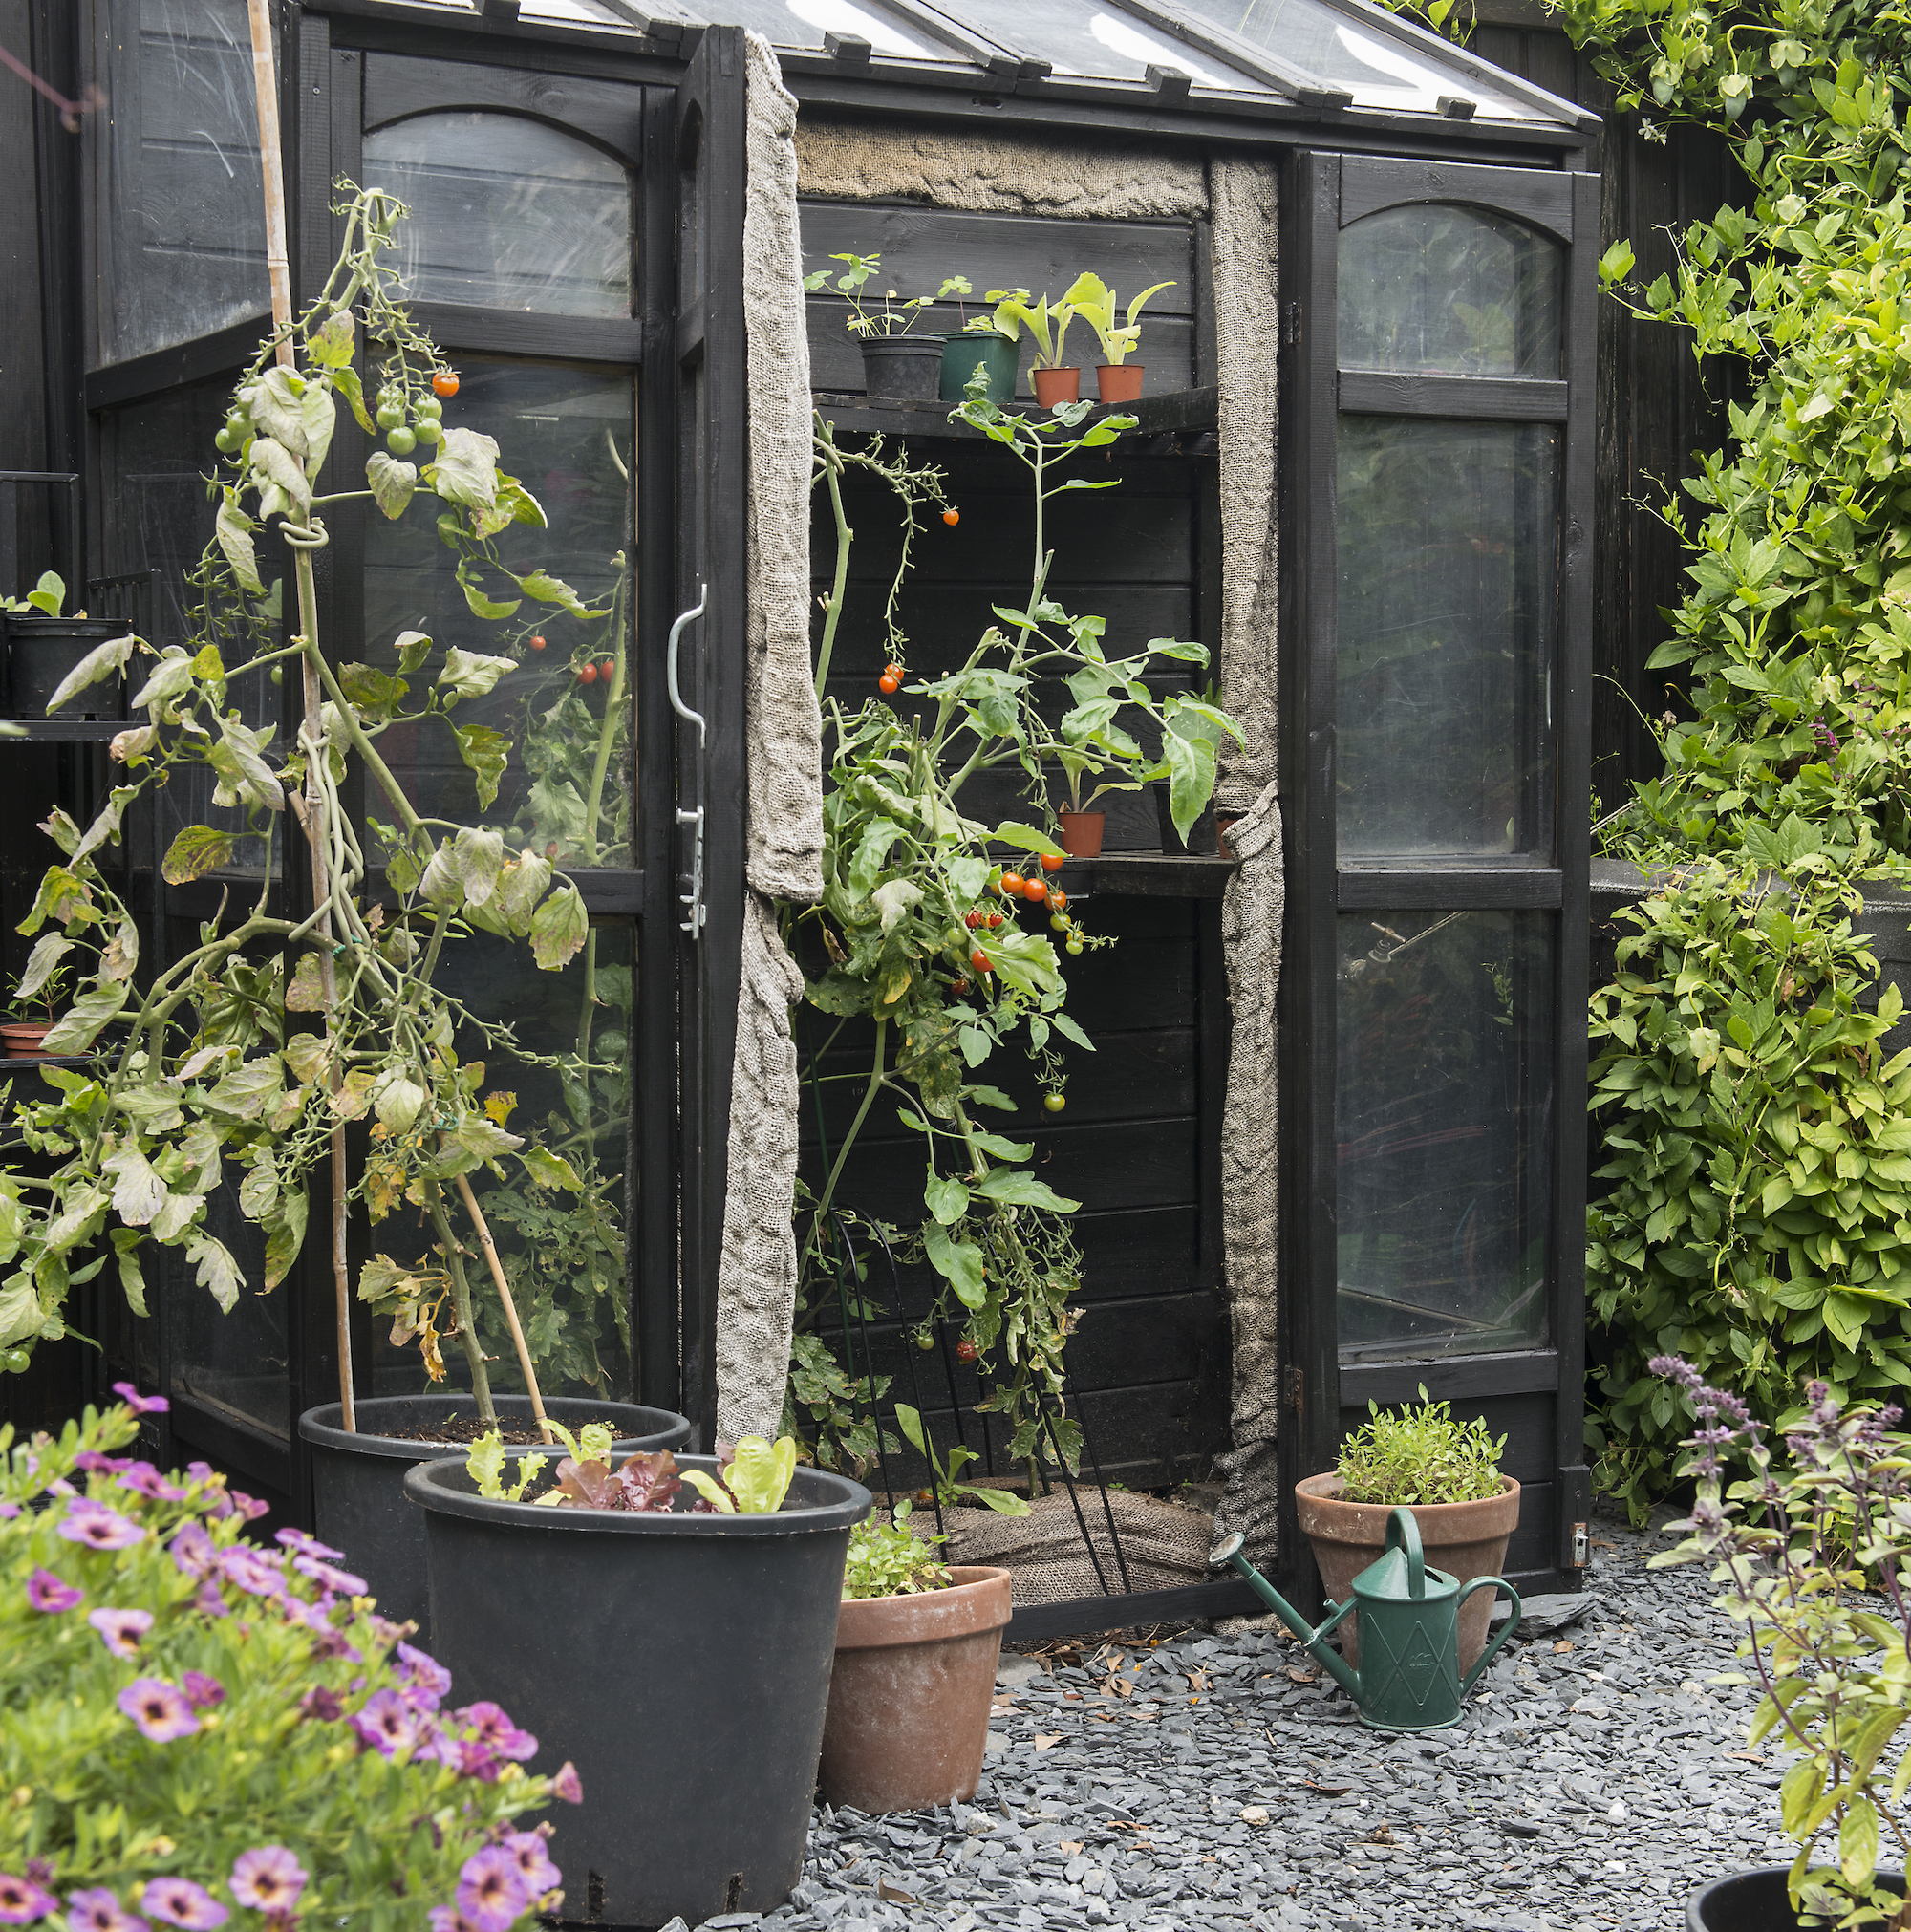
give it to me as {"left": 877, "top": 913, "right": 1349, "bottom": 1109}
{"left": 1384, "top": 1507, "right": 1428, "bottom": 1600}
{"left": 1455, "top": 1576, "right": 1524, "bottom": 1699}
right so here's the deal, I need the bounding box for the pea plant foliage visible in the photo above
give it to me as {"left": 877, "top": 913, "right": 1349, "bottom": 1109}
{"left": 0, "top": 185, "right": 608, "bottom": 1422}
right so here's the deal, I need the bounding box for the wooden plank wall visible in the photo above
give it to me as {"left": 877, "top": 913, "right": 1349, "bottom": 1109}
{"left": 798, "top": 194, "right": 1230, "bottom": 1489}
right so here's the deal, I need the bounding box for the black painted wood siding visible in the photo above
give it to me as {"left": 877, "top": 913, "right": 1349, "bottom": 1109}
{"left": 800, "top": 193, "right": 1226, "bottom": 1487}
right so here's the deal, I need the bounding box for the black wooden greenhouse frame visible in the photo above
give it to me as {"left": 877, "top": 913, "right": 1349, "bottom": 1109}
{"left": 0, "top": 0, "right": 1608, "bottom": 1632}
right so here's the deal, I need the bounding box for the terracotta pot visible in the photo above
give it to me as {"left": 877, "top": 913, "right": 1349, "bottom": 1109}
{"left": 1215, "top": 815, "right": 1241, "bottom": 861}
{"left": 1096, "top": 363, "right": 1145, "bottom": 403}
{"left": 1294, "top": 1472, "right": 1521, "bottom": 1672}
{"left": 1031, "top": 366, "right": 1081, "bottom": 409}
{"left": 1057, "top": 810, "right": 1105, "bottom": 857}
{"left": 819, "top": 1566, "right": 1011, "bottom": 1814}
{"left": 0, "top": 1022, "right": 54, "bottom": 1058}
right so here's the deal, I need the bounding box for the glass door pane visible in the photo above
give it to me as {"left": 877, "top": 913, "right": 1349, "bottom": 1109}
{"left": 1335, "top": 908, "right": 1553, "bottom": 1362}
{"left": 1336, "top": 417, "right": 1558, "bottom": 863}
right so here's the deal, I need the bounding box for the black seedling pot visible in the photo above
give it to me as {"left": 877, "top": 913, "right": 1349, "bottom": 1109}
{"left": 3, "top": 615, "right": 129, "bottom": 719}
{"left": 298, "top": 1394, "right": 689, "bottom": 1639}
{"left": 1687, "top": 1867, "right": 1905, "bottom": 1929}
{"left": 406, "top": 1449, "right": 870, "bottom": 1929}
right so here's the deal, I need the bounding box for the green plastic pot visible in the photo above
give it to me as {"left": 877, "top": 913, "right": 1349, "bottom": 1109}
{"left": 940, "top": 331, "right": 1020, "bottom": 404}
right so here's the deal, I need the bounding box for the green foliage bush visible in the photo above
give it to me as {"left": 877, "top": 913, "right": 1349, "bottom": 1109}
{"left": 0, "top": 1395, "right": 576, "bottom": 1932}
{"left": 1335, "top": 1389, "right": 1506, "bottom": 1507}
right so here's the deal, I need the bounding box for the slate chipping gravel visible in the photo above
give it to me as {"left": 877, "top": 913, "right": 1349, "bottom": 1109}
{"left": 686, "top": 1515, "right": 1796, "bottom": 1931}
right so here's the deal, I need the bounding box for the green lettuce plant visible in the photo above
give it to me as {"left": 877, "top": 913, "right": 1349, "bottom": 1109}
{"left": 1, "top": 572, "right": 69, "bottom": 618}
{"left": 1061, "top": 273, "right": 1175, "bottom": 367}
{"left": 0, "top": 1390, "right": 578, "bottom": 1932}
{"left": 464, "top": 1428, "right": 800, "bottom": 1514}
{"left": 843, "top": 1501, "right": 950, "bottom": 1599}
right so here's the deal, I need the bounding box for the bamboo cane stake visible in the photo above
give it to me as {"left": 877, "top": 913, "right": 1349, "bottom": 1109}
{"left": 247, "top": 0, "right": 355, "bottom": 1430}
{"left": 452, "top": 1173, "right": 552, "bottom": 1444}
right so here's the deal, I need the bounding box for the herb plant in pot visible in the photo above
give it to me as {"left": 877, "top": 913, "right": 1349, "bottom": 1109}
{"left": 1, "top": 572, "right": 131, "bottom": 721}
{"left": 1652, "top": 1359, "right": 1911, "bottom": 1931}
{"left": 410, "top": 1431, "right": 870, "bottom": 1927}
{"left": 820, "top": 1498, "right": 1012, "bottom": 1814}
{"left": 805, "top": 251, "right": 968, "bottom": 400}
{"left": 0, "top": 955, "right": 72, "bottom": 1059}
{"left": 1064, "top": 272, "right": 1176, "bottom": 405}
{"left": 1296, "top": 1387, "right": 1519, "bottom": 1670}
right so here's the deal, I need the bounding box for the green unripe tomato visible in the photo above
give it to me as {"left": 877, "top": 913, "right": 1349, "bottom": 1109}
{"left": 1, "top": 1346, "right": 29, "bottom": 1373}
{"left": 376, "top": 399, "right": 404, "bottom": 430}
{"left": 213, "top": 427, "right": 239, "bottom": 453}
{"left": 1043, "top": 1092, "right": 1066, "bottom": 1113}
{"left": 1066, "top": 936, "right": 1084, "bottom": 955}
{"left": 415, "top": 396, "right": 442, "bottom": 420}
{"left": 1050, "top": 912, "right": 1068, "bottom": 932}
{"left": 944, "top": 925, "right": 968, "bottom": 953}
{"left": 386, "top": 426, "right": 417, "bottom": 456}
{"left": 414, "top": 418, "right": 443, "bottom": 445}
{"left": 270, "top": 665, "right": 283, "bottom": 685}
{"left": 915, "top": 1328, "right": 935, "bottom": 1352}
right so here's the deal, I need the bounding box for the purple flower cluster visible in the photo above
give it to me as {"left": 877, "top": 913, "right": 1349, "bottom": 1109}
{"left": 1646, "top": 1353, "right": 1762, "bottom": 1476}
{"left": 0, "top": 1852, "right": 308, "bottom": 1932}
{"left": 431, "top": 1831, "right": 565, "bottom": 1932}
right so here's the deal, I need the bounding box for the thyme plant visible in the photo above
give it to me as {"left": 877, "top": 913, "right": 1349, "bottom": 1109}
{"left": 788, "top": 388, "right": 1237, "bottom": 1484}
{"left": 0, "top": 185, "right": 624, "bottom": 1427}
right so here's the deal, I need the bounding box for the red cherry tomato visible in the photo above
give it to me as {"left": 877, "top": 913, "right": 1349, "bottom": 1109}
{"left": 529, "top": 633, "right": 547, "bottom": 652}
{"left": 600, "top": 658, "right": 617, "bottom": 681}
{"left": 943, "top": 508, "right": 960, "bottom": 526}
{"left": 986, "top": 913, "right": 1003, "bottom": 930}
{"left": 878, "top": 673, "right": 900, "bottom": 695}
{"left": 578, "top": 663, "right": 598, "bottom": 685}
{"left": 956, "top": 1338, "right": 978, "bottom": 1363}
{"left": 964, "top": 910, "right": 984, "bottom": 929}
{"left": 971, "top": 949, "right": 992, "bottom": 973}
{"left": 1040, "top": 852, "right": 1064, "bottom": 873}
{"left": 432, "top": 370, "right": 461, "bottom": 398}
{"left": 1000, "top": 872, "right": 1027, "bottom": 898}
{"left": 1024, "top": 880, "right": 1048, "bottom": 907}
{"left": 1049, "top": 888, "right": 1068, "bottom": 912}
{"left": 884, "top": 661, "right": 903, "bottom": 682}
{"left": 952, "top": 977, "right": 970, "bottom": 996}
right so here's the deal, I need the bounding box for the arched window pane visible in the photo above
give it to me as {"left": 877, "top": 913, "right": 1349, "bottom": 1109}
{"left": 363, "top": 113, "right": 633, "bottom": 316}
{"left": 1339, "top": 204, "right": 1562, "bottom": 377}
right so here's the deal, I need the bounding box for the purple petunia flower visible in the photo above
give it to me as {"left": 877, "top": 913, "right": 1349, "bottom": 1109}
{"left": 118, "top": 1679, "right": 201, "bottom": 1743}
{"left": 500, "top": 1832, "right": 560, "bottom": 1896}
{"left": 349, "top": 1688, "right": 419, "bottom": 1760}
{"left": 397, "top": 1642, "right": 453, "bottom": 1698}
{"left": 458, "top": 1702, "right": 537, "bottom": 1762}
{"left": 117, "top": 1464, "right": 187, "bottom": 1504}
{"left": 454, "top": 1849, "right": 528, "bottom": 1932}
{"left": 66, "top": 1891, "right": 146, "bottom": 1932}
{"left": 138, "top": 1882, "right": 226, "bottom": 1932}
{"left": 75, "top": 1452, "right": 130, "bottom": 1475}
{"left": 112, "top": 1380, "right": 168, "bottom": 1416}
{"left": 428, "top": 1910, "right": 477, "bottom": 1932}
{"left": 227, "top": 1851, "right": 306, "bottom": 1917}
{"left": 181, "top": 1671, "right": 225, "bottom": 1710}
{"left": 551, "top": 1761, "right": 584, "bottom": 1805}
{"left": 0, "top": 1874, "right": 56, "bottom": 1924}
{"left": 229, "top": 1492, "right": 269, "bottom": 1523}
{"left": 297, "top": 1685, "right": 344, "bottom": 1723}
{"left": 455, "top": 1740, "right": 501, "bottom": 1784}
{"left": 215, "top": 1547, "right": 284, "bottom": 1599}
{"left": 0, "top": 1502, "right": 17, "bottom": 1520}
{"left": 290, "top": 1554, "right": 365, "bottom": 1597}
{"left": 274, "top": 1529, "right": 345, "bottom": 1562}
{"left": 57, "top": 1504, "right": 143, "bottom": 1552}
{"left": 87, "top": 1607, "right": 154, "bottom": 1658}
{"left": 192, "top": 1580, "right": 227, "bottom": 1620}
{"left": 26, "top": 1568, "right": 81, "bottom": 1614}
{"left": 169, "top": 1523, "right": 216, "bottom": 1578}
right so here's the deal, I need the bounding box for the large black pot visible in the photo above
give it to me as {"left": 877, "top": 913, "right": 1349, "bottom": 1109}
{"left": 860, "top": 334, "right": 945, "bottom": 399}
{"left": 2, "top": 614, "right": 129, "bottom": 719}
{"left": 1688, "top": 1867, "right": 1905, "bottom": 1929}
{"left": 407, "top": 1449, "right": 871, "bottom": 1929}
{"left": 297, "top": 1394, "right": 689, "bottom": 1639}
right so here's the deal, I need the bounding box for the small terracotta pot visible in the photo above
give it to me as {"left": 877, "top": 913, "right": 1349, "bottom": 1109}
{"left": 0, "top": 1022, "right": 54, "bottom": 1058}
{"left": 1057, "top": 810, "right": 1105, "bottom": 857}
{"left": 1294, "top": 1472, "right": 1521, "bottom": 1672}
{"left": 819, "top": 1566, "right": 1012, "bottom": 1814}
{"left": 1215, "top": 815, "right": 1241, "bottom": 861}
{"left": 1031, "top": 366, "right": 1081, "bottom": 409}
{"left": 1096, "top": 364, "right": 1145, "bottom": 403}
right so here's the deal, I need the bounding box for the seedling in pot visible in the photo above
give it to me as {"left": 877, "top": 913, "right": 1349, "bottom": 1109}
{"left": 1063, "top": 273, "right": 1176, "bottom": 366}
{"left": 0, "top": 571, "right": 70, "bottom": 617}
{"left": 844, "top": 1498, "right": 953, "bottom": 1599}
{"left": 804, "top": 252, "right": 973, "bottom": 337}
{"left": 465, "top": 1422, "right": 803, "bottom": 1514}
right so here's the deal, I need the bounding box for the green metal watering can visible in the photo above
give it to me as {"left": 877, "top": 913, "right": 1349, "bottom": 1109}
{"left": 1209, "top": 1509, "right": 1522, "bottom": 1732}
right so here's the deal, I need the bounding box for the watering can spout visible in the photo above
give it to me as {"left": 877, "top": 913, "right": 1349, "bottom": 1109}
{"left": 1206, "top": 1533, "right": 1363, "bottom": 1698}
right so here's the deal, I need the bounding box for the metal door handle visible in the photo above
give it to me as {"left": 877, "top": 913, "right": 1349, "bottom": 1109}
{"left": 667, "top": 584, "right": 708, "bottom": 937}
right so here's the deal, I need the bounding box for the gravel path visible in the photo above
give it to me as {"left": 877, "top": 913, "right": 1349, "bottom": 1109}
{"left": 674, "top": 1512, "right": 1796, "bottom": 1932}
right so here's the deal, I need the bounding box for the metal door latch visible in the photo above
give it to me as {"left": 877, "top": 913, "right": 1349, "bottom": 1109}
{"left": 1571, "top": 1521, "right": 1590, "bottom": 1568}
{"left": 666, "top": 583, "right": 709, "bottom": 937}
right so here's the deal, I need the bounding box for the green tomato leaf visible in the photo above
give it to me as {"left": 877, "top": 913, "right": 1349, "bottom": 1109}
{"left": 530, "top": 882, "right": 589, "bottom": 971}
{"left": 430, "top": 426, "right": 503, "bottom": 513}
{"left": 366, "top": 451, "right": 419, "bottom": 521}
{"left": 452, "top": 722, "right": 510, "bottom": 810}
{"left": 924, "top": 1219, "right": 988, "bottom": 1309}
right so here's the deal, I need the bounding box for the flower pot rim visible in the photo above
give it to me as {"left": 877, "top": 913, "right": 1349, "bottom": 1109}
{"left": 1059, "top": 808, "right": 1105, "bottom": 822}
{"left": 836, "top": 1564, "right": 1011, "bottom": 1650}
{"left": 1295, "top": 1470, "right": 1520, "bottom": 1531}
{"left": 405, "top": 1448, "right": 872, "bottom": 1536}
{"left": 860, "top": 333, "right": 946, "bottom": 353}
{"left": 1686, "top": 1865, "right": 1905, "bottom": 1930}
{"left": 2, "top": 615, "right": 132, "bottom": 635}
{"left": 299, "top": 1394, "right": 689, "bottom": 1466}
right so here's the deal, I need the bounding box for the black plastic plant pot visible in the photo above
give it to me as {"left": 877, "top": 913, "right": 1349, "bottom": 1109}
{"left": 406, "top": 1449, "right": 871, "bottom": 1930}
{"left": 297, "top": 1395, "right": 689, "bottom": 1639}
{"left": 2, "top": 615, "right": 129, "bottom": 720}
{"left": 860, "top": 334, "right": 945, "bottom": 399}
{"left": 1687, "top": 1867, "right": 1905, "bottom": 1929}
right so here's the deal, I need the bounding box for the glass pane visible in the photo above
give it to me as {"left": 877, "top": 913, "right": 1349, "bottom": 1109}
{"left": 166, "top": 1163, "right": 288, "bottom": 1441}
{"left": 367, "top": 923, "right": 636, "bottom": 1405}
{"left": 98, "top": 375, "right": 281, "bottom": 876}
{"left": 363, "top": 114, "right": 633, "bottom": 316}
{"left": 1336, "top": 417, "right": 1557, "bottom": 863}
{"left": 1171, "top": 0, "right": 1552, "bottom": 118}
{"left": 96, "top": 0, "right": 273, "bottom": 366}
{"left": 934, "top": 0, "right": 1271, "bottom": 86}
{"left": 1337, "top": 909, "right": 1552, "bottom": 1363}
{"left": 685, "top": 0, "right": 954, "bottom": 56}
{"left": 362, "top": 359, "right": 634, "bottom": 853}
{"left": 1339, "top": 206, "right": 1562, "bottom": 378}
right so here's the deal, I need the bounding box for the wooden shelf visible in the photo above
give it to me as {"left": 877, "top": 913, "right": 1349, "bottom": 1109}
{"left": 1062, "top": 852, "right": 1235, "bottom": 899}
{"left": 812, "top": 386, "right": 1219, "bottom": 455}
{"left": 0, "top": 718, "right": 128, "bottom": 741}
